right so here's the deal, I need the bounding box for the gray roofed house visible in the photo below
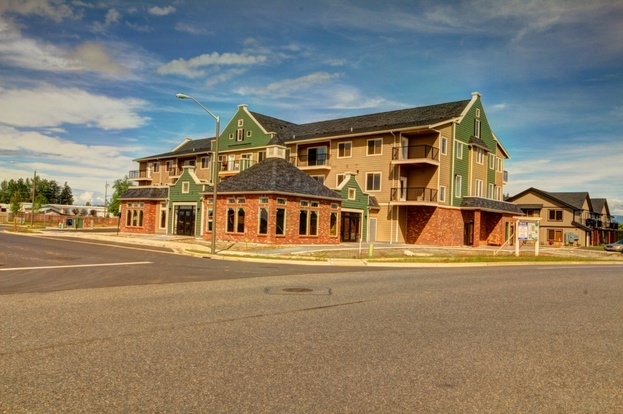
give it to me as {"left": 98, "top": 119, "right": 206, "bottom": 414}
{"left": 134, "top": 137, "right": 214, "bottom": 162}
{"left": 120, "top": 187, "right": 169, "bottom": 200}
{"left": 215, "top": 157, "right": 342, "bottom": 200}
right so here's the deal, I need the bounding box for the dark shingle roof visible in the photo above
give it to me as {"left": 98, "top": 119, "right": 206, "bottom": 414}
{"left": 134, "top": 137, "right": 214, "bottom": 161}
{"left": 120, "top": 187, "right": 168, "bottom": 200}
{"left": 216, "top": 157, "right": 341, "bottom": 200}
{"left": 461, "top": 197, "right": 524, "bottom": 215}
{"left": 546, "top": 192, "right": 589, "bottom": 210}
{"left": 251, "top": 100, "right": 470, "bottom": 142}
{"left": 591, "top": 198, "right": 606, "bottom": 213}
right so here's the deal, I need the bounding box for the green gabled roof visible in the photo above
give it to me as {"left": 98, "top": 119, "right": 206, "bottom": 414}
{"left": 134, "top": 137, "right": 214, "bottom": 161}
{"left": 215, "top": 157, "right": 341, "bottom": 200}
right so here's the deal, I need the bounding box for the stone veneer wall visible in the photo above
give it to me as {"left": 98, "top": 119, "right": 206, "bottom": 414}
{"left": 204, "top": 194, "right": 340, "bottom": 245}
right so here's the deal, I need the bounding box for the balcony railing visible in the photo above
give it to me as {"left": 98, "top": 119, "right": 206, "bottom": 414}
{"left": 129, "top": 170, "right": 151, "bottom": 180}
{"left": 392, "top": 145, "right": 439, "bottom": 162}
{"left": 390, "top": 187, "right": 438, "bottom": 202}
{"left": 166, "top": 166, "right": 179, "bottom": 176}
{"left": 292, "top": 153, "right": 331, "bottom": 167}
{"left": 219, "top": 158, "right": 255, "bottom": 174}
{"left": 503, "top": 170, "right": 509, "bottom": 183}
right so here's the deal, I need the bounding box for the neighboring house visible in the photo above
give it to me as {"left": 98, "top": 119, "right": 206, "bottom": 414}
{"left": 0, "top": 203, "right": 8, "bottom": 222}
{"left": 124, "top": 92, "right": 522, "bottom": 246}
{"left": 506, "top": 188, "right": 619, "bottom": 246}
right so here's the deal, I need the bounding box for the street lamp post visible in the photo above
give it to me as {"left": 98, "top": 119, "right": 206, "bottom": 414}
{"left": 10, "top": 161, "right": 37, "bottom": 227}
{"left": 176, "top": 93, "right": 220, "bottom": 254}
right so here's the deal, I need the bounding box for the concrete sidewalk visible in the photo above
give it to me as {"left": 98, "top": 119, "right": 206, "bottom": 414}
{"left": 31, "top": 226, "right": 623, "bottom": 266}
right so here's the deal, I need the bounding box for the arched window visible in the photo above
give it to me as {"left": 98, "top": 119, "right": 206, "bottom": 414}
{"left": 237, "top": 208, "right": 245, "bottom": 233}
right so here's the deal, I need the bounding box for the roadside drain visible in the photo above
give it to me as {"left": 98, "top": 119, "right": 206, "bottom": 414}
{"left": 265, "top": 286, "right": 332, "bottom": 295}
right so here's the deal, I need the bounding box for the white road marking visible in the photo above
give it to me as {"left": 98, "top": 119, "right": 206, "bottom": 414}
{"left": 0, "top": 262, "right": 153, "bottom": 272}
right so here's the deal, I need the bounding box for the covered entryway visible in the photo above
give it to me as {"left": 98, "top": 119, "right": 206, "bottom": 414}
{"left": 463, "top": 221, "right": 474, "bottom": 246}
{"left": 174, "top": 205, "right": 196, "bottom": 236}
{"left": 341, "top": 212, "right": 361, "bottom": 242}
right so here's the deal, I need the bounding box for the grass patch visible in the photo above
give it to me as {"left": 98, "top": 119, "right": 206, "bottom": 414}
{"left": 185, "top": 249, "right": 327, "bottom": 262}
{"left": 368, "top": 255, "right": 615, "bottom": 263}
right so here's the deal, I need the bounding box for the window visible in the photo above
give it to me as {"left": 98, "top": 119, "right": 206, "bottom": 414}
{"left": 455, "top": 141, "right": 464, "bottom": 159}
{"left": 496, "top": 158, "right": 503, "bottom": 172}
{"left": 206, "top": 207, "right": 213, "bottom": 232}
{"left": 311, "top": 175, "right": 325, "bottom": 184}
{"left": 225, "top": 207, "right": 245, "bottom": 233}
{"left": 237, "top": 208, "right": 245, "bottom": 233}
{"left": 440, "top": 137, "right": 448, "bottom": 155}
{"left": 227, "top": 198, "right": 236, "bottom": 204}
{"left": 336, "top": 174, "right": 346, "bottom": 187}
{"left": 306, "top": 146, "right": 328, "bottom": 166}
{"left": 258, "top": 208, "right": 268, "bottom": 234}
{"left": 258, "top": 151, "right": 266, "bottom": 162}
{"left": 236, "top": 128, "right": 244, "bottom": 142}
{"left": 548, "top": 209, "right": 563, "bottom": 221}
{"left": 227, "top": 208, "right": 235, "bottom": 232}
{"left": 365, "top": 172, "right": 381, "bottom": 192}
{"left": 338, "top": 142, "right": 352, "bottom": 158}
{"left": 276, "top": 208, "right": 286, "bottom": 235}
{"left": 475, "top": 108, "right": 481, "bottom": 118}
{"left": 159, "top": 203, "right": 167, "bottom": 229}
{"left": 126, "top": 209, "right": 144, "bottom": 227}
{"left": 247, "top": 130, "right": 252, "bottom": 138}
{"left": 277, "top": 198, "right": 286, "bottom": 205}
{"left": 229, "top": 133, "right": 234, "bottom": 140}
{"left": 330, "top": 212, "right": 338, "bottom": 236}
{"left": 367, "top": 138, "right": 382, "bottom": 155}
{"left": 201, "top": 157, "right": 210, "bottom": 169}
{"left": 474, "top": 119, "right": 481, "bottom": 138}
{"left": 348, "top": 188, "right": 356, "bottom": 200}
{"left": 182, "top": 182, "right": 190, "bottom": 194}
{"left": 237, "top": 198, "right": 246, "bottom": 204}
{"left": 439, "top": 186, "right": 446, "bottom": 202}
{"left": 474, "top": 179, "right": 483, "bottom": 197}
{"left": 237, "top": 119, "right": 244, "bottom": 127}
{"left": 476, "top": 148, "right": 485, "bottom": 164}
{"left": 259, "top": 197, "right": 269, "bottom": 204}
{"left": 299, "top": 201, "right": 319, "bottom": 236}
{"left": 331, "top": 203, "right": 339, "bottom": 209}
{"left": 166, "top": 160, "right": 174, "bottom": 171}
{"left": 496, "top": 187, "right": 502, "bottom": 201}
{"left": 454, "top": 175, "right": 462, "bottom": 198}
{"left": 153, "top": 162, "right": 160, "bottom": 172}
{"left": 489, "top": 154, "right": 495, "bottom": 170}
{"left": 488, "top": 183, "right": 495, "bottom": 199}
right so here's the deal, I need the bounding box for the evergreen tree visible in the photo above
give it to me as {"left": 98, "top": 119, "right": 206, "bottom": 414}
{"left": 59, "top": 182, "right": 74, "bottom": 205}
{"left": 108, "top": 176, "right": 132, "bottom": 217}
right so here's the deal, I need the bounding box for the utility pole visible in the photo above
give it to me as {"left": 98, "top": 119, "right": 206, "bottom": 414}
{"left": 104, "top": 182, "right": 110, "bottom": 218}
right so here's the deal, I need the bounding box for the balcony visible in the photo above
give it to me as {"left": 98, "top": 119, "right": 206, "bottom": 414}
{"left": 391, "top": 145, "right": 439, "bottom": 166}
{"left": 218, "top": 159, "right": 255, "bottom": 177}
{"left": 128, "top": 170, "right": 152, "bottom": 182}
{"left": 291, "top": 153, "right": 331, "bottom": 170}
{"left": 503, "top": 170, "right": 509, "bottom": 184}
{"left": 390, "top": 187, "right": 438, "bottom": 204}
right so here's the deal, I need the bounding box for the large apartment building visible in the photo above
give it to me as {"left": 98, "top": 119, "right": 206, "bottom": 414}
{"left": 121, "top": 92, "right": 522, "bottom": 246}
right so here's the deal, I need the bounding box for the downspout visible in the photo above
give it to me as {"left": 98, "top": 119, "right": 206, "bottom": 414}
{"left": 450, "top": 122, "right": 456, "bottom": 205}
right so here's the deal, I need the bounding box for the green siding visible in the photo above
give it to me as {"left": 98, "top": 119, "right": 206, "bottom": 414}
{"left": 337, "top": 175, "right": 369, "bottom": 241}
{"left": 219, "top": 106, "right": 273, "bottom": 152}
{"left": 168, "top": 167, "right": 205, "bottom": 235}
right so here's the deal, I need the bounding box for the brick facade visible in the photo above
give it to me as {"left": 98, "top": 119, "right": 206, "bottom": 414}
{"left": 119, "top": 201, "right": 160, "bottom": 234}
{"left": 204, "top": 194, "right": 340, "bottom": 245}
{"left": 406, "top": 206, "right": 513, "bottom": 246}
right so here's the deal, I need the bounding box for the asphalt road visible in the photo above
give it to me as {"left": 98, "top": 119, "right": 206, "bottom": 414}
{"left": 0, "top": 232, "right": 386, "bottom": 295}
{"left": 1, "top": 232, "right": 622, "bottom": 413}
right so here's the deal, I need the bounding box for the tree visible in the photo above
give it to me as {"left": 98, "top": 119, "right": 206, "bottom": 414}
{"left": 108, "top": 176, "right": 132, "bottom": 217}
{"left": 9, "top": 193, "right": 22, "bottom": 230}
{"left": 59, "top": 182, "right": 74, "bottom": 205}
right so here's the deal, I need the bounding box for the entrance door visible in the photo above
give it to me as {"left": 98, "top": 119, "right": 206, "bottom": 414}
{"left": 341, "top": 212, "right": 361, "bottom": 242}
{"left": 175, "top": 205, "right": 196, "bottom": 236}
{"left": 464, "top": 221, "right": 474, "bottom": 246}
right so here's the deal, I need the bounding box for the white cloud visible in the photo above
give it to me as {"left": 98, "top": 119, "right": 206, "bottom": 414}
{"left": 148, "top": 6, "right": 176, "bottom": 16}
{"left": 175, "top": 22, "right": 208, "bottom": 35}
{"left": 0, "top": 21, "right": 128, "bottom": 76}
{"left": 0, "top": 85, "right": 148, "bottom": 130}
{"left": 0, "top": 0, "right": 79, "bottom": 22}
{"left": 105, "top": 8, "right": 121, "bottom": 25}
{"left": 157, "top": 52, "right": 268, "bottom": 78}
{"left": 240, "top": 72, "right": 341, "bottom": 97}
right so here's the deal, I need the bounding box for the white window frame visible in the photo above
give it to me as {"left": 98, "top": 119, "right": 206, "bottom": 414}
{"left": 489, "top": 154, "right": 495, "bottom": 170}
{"left": 237, "top": 119, "right": 244, "bottom": 127}
{"left": 454, "top": 175, "right": 462, "bottom": 198}
{"left": 367, "top": 138, "right": 383, "bottom": 156}
{"left": 476, "top": 148, "right": 484, "bottom": 165}
{"left": 440, "top": 136, "right": 448, "bottom": 156}
{"left": 474, "top": 119, "right": 481, "bottom": 138}
{"left": 439, "top": 186, "right": 446, "bottom": 202}
{"left": 474, "top": 179, "right": 483, "bottom": 197}
{"left": 236, "top": 128, "right": 244, "bottom": 142}
{"left": 496, "top": 157, "right": 503, "bottom": 172}
{"left": 348, "top": 188, "right": 356, "bottom": 200}
{"left": 365, "top": 172, "right": 382, "bottom": 192}
{"left": 182, "top": 181, "right": 190, "bottom": 194}
{"left": 488, "top": 183, "right": 495, "bottom": 199}
{"left": 336, "top": 174, "right": 346, "bottom": 187}
{"left": 455, "top": 141, "right": 464, "bottom": 160}
{"left": 337, "top": 141, "right": 352, "bottom": 158}
{"left": 496, "top": 187, "right": 502, "bottom": 201}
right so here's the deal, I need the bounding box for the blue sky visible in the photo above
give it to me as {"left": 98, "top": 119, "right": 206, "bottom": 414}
{"left": 1, "top": 0, "right": 622, "bottom": 215}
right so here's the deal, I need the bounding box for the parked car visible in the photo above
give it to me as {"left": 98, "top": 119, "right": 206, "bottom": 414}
{"left": 604, "top": 239, "right": 623, "bottom": 252}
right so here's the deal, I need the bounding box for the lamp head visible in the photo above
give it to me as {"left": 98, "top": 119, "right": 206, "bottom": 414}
{"left": 176, "top": 93, "right": 190, "bottom": 99}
